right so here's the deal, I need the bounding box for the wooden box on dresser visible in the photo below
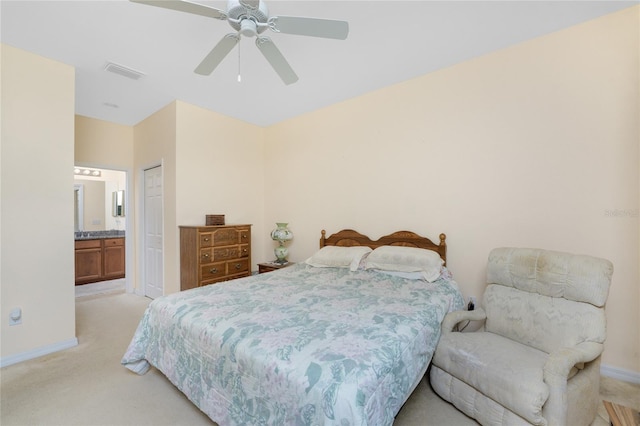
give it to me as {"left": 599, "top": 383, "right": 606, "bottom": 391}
{"left": 179, "top": 224, "right": 251, "bottom": 291}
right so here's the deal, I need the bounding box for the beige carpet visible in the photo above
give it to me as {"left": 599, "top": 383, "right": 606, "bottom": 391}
{"left": 74, "top": 278, "right": 125, "bottom": 298}
{"left": 1, "top": 292, "right": 638, "bottom": 425}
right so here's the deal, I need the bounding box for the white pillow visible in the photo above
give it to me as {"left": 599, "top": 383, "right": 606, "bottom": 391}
{"left": 365, "top": 246, "right": 444, "bottom": 282}
{"left": 305, "top": 246, "right": 373, "bottom": 271}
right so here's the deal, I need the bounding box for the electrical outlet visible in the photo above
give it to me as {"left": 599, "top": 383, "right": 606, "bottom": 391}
{"left": 9, "top": 307, "right": 22, "bottom": 326}
{"left": 467, "top": 296, "right": 477, "bottom": 311}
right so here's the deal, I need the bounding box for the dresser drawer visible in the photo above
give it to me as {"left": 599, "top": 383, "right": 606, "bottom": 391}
{"left": 199, "top": 245, "right": 249, "bottom": 263}
{"left": 200, "top": 259, "right": 249, "bottom": 281}
{"left": 199, "top": 232, "right": 213, "bottom": 248}
{"left": 213, "top": 246, "right": 241, "bottom": 261}
{"left": 212, "top": 228, "right": 240, "bottom": 246}
{"left": 201, "top": 262, "right": 226, "bottom": 280}
{"left": 200, "top": 248, "right": 213, "bottom": 263}
{"left": 239, "top": 229, "right": 250, "bottom": 244}
{"left": 227, "top": 258, "right": 250, "bottom": 275}
{"left": 200, "top": 228, "right": 242, "bottom": 248}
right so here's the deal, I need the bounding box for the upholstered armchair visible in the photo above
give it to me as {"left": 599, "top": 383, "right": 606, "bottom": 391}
{"left": 430, "top": 247, "right": 613, "bottom": 426}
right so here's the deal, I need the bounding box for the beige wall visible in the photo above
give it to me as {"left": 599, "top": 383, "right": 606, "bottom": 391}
{"left": 131, "top": 101, "right": 265, "bottom": 295}
{"left": 264, "top": 7, "right": 639, "bottom": 373}
{"left": 133, "top": 102, "right": 178, "bottom": 294}
{"left": 175, "top": 101, "right": 266, "bottom": 268}
{"left": 75, "top": 116, "right": 134, "bottom": 170}
{"left": 1, "top": 45, "right": 76, "bottom": 360}
{"left": 75, "top": 103, "right": 267, "bottom": 296}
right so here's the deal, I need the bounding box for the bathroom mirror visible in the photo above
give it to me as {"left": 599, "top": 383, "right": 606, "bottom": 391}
{"left": 112, "top": 190, "right": 125, "bottom": 217}
{"left": 74, "top": 167, "right": 126, "bottom": 231}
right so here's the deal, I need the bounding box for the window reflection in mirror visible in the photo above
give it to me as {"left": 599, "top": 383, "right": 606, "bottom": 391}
{"left": 74, "top": 184, "right": 84, "bottom": 231}
{"left": 113, "top": 190, "right": 125, "bottom": 217}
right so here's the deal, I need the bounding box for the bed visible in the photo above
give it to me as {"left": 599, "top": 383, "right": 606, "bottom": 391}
{"left": 122, "top": 229, "right": 464, "bottom": 425}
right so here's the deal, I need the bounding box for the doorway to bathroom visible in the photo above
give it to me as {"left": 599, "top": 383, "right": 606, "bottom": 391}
{"left": 74, "top": 166, "right": 128, "bottom": 297}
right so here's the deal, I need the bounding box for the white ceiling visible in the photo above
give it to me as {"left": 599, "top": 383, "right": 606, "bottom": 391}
{"left": 1, "top": 1, "right": 636, "bottom": 127}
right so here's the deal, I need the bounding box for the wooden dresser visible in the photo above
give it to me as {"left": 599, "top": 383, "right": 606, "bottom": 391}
{"left": 179, "top": 224, "right": 251, "bottom": 291}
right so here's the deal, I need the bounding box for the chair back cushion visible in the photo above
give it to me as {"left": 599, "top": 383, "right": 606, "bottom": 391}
{"left": 484, "top": 248, "right": 613, "bottom": 353}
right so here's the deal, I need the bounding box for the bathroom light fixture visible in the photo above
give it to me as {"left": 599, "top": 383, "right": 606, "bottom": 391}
{"left": 74, "top": 167, "right": 101, "bottom": 177}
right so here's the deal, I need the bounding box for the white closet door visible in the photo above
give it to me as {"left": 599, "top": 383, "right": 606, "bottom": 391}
{"left": 144, "top": 166, "right": 163, "bottom": 299}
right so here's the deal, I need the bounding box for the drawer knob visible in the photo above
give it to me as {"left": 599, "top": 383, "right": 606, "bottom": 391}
{"left": 203, "top": 253, "right": 209, "bottom": 258}
{"left": 204, "top": 238, "right": 210, "bottom": 242}
{"left": 242, "top": 234, "right": 247, "bottom": 239}
{"left": 235, "top": 263, "right": 242, "bottom": 270}
{"left": 209, "top": 267, "right": 218, "bottom": 273}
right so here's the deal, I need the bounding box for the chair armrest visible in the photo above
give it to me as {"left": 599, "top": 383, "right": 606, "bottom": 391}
{"left": 441, "top": 308, "right": 487, "bottom": 334}
{"left": 543, "top": 341, "right": 604, "bottom": 380}
{"left": 542, "top": 341, "right": 603, "bottom": 425}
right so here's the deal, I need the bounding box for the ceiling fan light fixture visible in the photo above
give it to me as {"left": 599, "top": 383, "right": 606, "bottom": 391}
{"left": 240, "top": 19, "right": 257, "bottom": 37}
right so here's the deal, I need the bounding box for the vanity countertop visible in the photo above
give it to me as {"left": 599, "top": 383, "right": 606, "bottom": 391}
{"left": 75, "top": 230, "right": 125, "bottom": 240}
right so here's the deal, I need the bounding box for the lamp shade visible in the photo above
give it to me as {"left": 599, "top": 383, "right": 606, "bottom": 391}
{"left": 271, "top": 222, "right": 293, "bottom": 243}
{"left": 271, "top": 223, "right": 293, "bottom": 264}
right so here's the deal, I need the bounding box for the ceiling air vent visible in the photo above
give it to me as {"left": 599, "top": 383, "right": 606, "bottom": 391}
{"left": 104, "top": 62, "right": 145, "bottom": 80}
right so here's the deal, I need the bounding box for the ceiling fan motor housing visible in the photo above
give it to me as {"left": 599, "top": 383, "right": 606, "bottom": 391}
{"left": 227, "top": 0, "right": 269, "bottom": 35}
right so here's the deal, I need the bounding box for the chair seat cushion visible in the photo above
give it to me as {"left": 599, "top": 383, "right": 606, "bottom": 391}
{"left": 433, "top": 331, "right": 550, "bottom": 425}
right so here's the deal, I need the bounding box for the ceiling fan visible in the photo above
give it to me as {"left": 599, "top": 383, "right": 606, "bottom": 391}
{"left": 131, "top": 0, "right": 349, "bottom": 85}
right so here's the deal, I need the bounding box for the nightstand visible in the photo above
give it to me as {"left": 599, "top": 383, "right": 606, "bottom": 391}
{"left": 258, "top": 262, "right": 294, "bottom": 274}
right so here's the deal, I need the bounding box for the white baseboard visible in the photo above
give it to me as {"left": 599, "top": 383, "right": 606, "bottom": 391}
{"left": 0, "top": 337, "right": 78, "bottom": 368}
{"left": 601, "top": 363, "right": 640, "bottom": 384}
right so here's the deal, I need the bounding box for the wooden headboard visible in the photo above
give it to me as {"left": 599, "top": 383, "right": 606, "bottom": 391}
{"left": 320, "top": 229, "right": 447, "bottom": 265}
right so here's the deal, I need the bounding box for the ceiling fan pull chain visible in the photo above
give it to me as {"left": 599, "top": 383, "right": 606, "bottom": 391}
{"left": 237, "top": 36, "right": 242, "bottom": 83}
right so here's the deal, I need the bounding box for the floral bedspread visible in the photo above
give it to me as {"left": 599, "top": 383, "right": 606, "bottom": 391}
{"left": 122, "top": 263, "right": 464, "bottom": 426}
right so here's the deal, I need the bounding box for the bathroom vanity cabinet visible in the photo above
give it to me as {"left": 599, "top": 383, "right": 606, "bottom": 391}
{"left": 75, "top": 237, "right": 125, "bottom": 285}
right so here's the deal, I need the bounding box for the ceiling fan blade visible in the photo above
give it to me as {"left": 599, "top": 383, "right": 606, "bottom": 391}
{"left": 194, "top": 34, "right": 239, "bottom": 75}
{"left": 269, "top": 16, "right": 349, "bottom": 40}
{"left": 130, "top": 0, "right": 226, "bottom": 20}
{"left": 255, "top": 37, "right": 298, "bottom": 85}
